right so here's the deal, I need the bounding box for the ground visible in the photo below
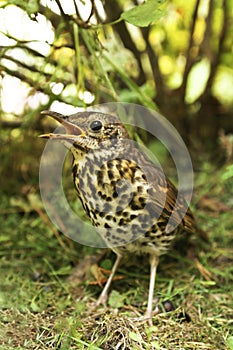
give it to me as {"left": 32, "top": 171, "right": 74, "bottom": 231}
{"left": 0, "top": 163, "right": 233, "bottom": 350}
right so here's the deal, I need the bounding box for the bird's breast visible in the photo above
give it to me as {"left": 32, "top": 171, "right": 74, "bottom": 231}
{"left": 71, "top": 153, "right": 176, "bottom": 252}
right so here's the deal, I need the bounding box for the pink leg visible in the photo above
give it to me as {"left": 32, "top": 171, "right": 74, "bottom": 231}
{"left": 96, "top": 254, "right": 122, "bottom": 306}
{"left": 144, "top": 255, "right": 159, "bottom": 326}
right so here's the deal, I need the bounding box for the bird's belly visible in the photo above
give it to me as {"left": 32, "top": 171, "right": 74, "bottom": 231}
{"left": 73, "top": 156, "right": 177, "bottom": 255}
{"left": 89, "top": 207, "right": 176, "bottom": 256}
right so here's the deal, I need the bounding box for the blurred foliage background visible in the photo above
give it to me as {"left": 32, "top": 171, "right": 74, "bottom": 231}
{"left": 0, "top": 0, "right": 233, "bottom": 197}
{"left": 0, "top": 2, "right": 233, "bottom": 348}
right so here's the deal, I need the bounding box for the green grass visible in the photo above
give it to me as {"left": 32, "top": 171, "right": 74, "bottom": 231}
{"left": 0, "top": 163, "right": 233, "bottom": 350}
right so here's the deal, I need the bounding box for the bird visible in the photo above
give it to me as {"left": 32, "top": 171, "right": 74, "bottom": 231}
{"left": 40, "top": 109, "right": 197, "bottom": 325}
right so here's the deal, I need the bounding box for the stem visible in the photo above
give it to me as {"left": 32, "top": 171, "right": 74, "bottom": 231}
{"left": 80, "top": 29, "right": 118, "bottom": 100}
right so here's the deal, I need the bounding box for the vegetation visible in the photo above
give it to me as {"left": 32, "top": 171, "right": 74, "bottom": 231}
{"left": 1, "top": 0, "right": 233, "bottom": 145}
{"left": 0, "top": 0, "right": 233, "bottom": 349}
{"left": 1, "top": 164, "right": 233, "bottom": 349}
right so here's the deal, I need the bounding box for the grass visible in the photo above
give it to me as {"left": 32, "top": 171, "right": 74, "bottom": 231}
{"left": 1, "top": 163, "right": 233, "bottom": 350}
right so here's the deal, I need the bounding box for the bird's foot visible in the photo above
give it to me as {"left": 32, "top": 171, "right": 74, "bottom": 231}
{"left": 132, "top": 312, "right": 153, "bottom": 326}
{"left": 131, "top": 307, "right": 154, "bottom": 326}
{"left": 144, "top": 310, "right": 153, "bottom": 326}
{"left": 132, "top": 300, "right": 175, "bottom": 326}
{"left": 89, "top": 291, "right": 108, "bottom": 312}
{"left": 96, "top": 292, "right": 108, "bottom": 307}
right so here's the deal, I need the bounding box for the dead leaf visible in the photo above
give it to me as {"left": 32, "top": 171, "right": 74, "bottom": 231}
{"left": 194, "top": 258, "right": 215, "bottom": 282}
{"left": 66, "top": 252, "right": 106, "bottom": 285}
{"left": 197, "top": 196, "right": 230, "bottom": 213}
{"left": 90, "top": 265, "right": 124, "bottom": 287}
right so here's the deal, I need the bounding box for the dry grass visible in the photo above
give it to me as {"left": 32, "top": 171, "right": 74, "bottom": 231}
{"left": 1, "top": 163, "right": 233, "bottom": 350}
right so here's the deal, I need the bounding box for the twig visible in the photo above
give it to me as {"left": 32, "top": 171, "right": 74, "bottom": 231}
{"left": 34, "top": 206, "right": 74, "bottom": 255}
{"left": 181, "top": 0, "right": 201, "bottom": 100}
{"left": 198, "top": 0, "right": 228, "bottom": 101}
{"left": 0, "top": 64, "right": 66, "bottom": 105}
{"left": 54, "top": 0, "right": 67, "bottom": 18}
{"left": 0, "top": 120, "right": 22, "bottom": 129}
{"left": 142, "top": 28, "right": 165, "bottom": 104}
{"left": 2, "top": 54, "right": 51, "bottom": 78}
{"left": 104, "top": 0, "right": 146, "bottom": 86}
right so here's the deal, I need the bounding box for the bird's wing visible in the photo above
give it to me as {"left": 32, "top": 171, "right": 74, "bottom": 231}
{"left": 136, "top": 159, "right": 197, "bottom": 235}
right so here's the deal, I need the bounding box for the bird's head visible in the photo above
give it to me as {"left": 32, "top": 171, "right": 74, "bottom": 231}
{"left": 40, "top": 110, "right": 129, "bottom": 152}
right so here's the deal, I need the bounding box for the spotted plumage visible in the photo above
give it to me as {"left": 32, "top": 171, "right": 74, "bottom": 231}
{"left": 40, "top": 110, "right": 197, "bottom": 324}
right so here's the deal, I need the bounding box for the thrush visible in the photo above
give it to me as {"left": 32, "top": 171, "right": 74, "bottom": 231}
{"left": 40, "top": 110, "right": 197, "bottom": 324}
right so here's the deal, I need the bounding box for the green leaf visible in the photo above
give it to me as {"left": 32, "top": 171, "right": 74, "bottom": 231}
{"left": 30, "top": 300, "right": 40, "bottom": 312}
{"left": 227, "top": 336, "right": 233, "bottom": 350}
{"left": 4, "top": 0, "right": 38, "bottom": 15}
{"left": 151, "top": 341, "right": 161, "bottom": 349}
{"left": 121, "top": 0, "right": 167, "bottom": 27}
{"left": 222, "top": 164, "right": 233, "bottom": 180}
{"left": 100, "top": 258, "right": 113, "bottom": 270}
{"left": 129, "top": 331, "right": 142, "bottom": 342}
{"left": 26, "top": 0, "right": 39, "bottom": 15}
{"left": 108, "top": 290, "right": 125, "bottom": 308}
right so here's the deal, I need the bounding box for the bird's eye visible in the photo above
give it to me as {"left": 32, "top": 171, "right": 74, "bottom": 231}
{"left": 90, "top": 120, "right": 103, "bottom": 132}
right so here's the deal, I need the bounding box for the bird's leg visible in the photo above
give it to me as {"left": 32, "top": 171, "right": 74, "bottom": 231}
{"left": 96, "top": 253, "right": 122, "bottom": 307}
{"left": 144, "top": 254, "right": 159, "bottom": 326}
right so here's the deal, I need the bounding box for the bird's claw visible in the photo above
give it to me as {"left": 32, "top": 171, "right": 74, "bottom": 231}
{"left": 132, "top": 313, "right": 153, "bottom": 326}
{"left": 96, "top": 292, "right": 108, "bottom": 308}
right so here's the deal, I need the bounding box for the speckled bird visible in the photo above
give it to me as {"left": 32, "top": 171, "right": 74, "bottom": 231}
{"left": 40, "top": 110, "right": 197, "bottom": 324}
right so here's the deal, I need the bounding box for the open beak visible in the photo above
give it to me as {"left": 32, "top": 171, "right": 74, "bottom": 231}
{"left": 39, "top": 110, "right": 85, "bottom": 141}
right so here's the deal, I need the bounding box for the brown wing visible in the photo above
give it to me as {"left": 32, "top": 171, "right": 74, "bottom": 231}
{"left": 121, "top": 143, "right": 206, "bottom": 240}
{"left": 140, "top": 162, "right": 197, "bottom": 235}
{"left": 165, "top": 178, "right": 197, "bottom": 234}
